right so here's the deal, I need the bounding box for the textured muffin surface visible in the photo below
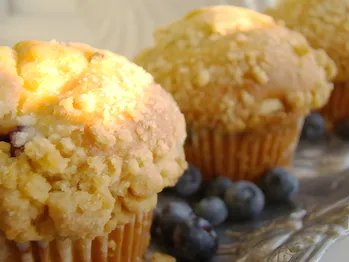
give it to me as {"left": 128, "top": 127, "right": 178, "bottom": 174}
{"left": 135, "top": 6, "right": 336, "bottom": 132}
{"left": 265, "top": 0, "right": 349, "bottom": 82}
{"left": 0, "top": 40, "right": 187, "bottom": 242}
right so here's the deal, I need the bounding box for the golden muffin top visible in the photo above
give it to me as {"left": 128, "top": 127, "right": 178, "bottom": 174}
{"left": 265, "top": 0, "right": 349, "bottom": 82}
{"left": 0, "top": 40, "right": 187, "bottom": 242}
{"left": 135, "top": 6, "right": 336, "bottom": 132}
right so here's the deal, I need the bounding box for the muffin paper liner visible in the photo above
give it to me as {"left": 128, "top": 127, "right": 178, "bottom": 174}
{"left": 0, "top": 211, "right": 152, "bottom": 262}
{"left": 319, "top": 81, "right": 349, "bottom": 127}
{"left": 185, "top": 118, "right": 304, "bottom": 182}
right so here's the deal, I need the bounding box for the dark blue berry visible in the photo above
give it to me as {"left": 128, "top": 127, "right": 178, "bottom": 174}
{"left": 173, "top": 217, "right": 218, "bottom": 262}
{"left": 260, "top": 167, "right": 299, "bottom": 203}
{"left": 194, "top": 196, "right": 228, "bottom": 226}
{"left": 174, "top": 164, "right": 202, "bottom": 197}
{"left": 301, "top": 112, "right": 325, "bottom": 141}
{"left": 159, "top": 202, "right": 194, "bottom": 245}
{"left": 205, "top": 176, "right": 234, "bottom": 198}
{"left": 335, "top": 118, "right": 349, "bottom": 140}
{"left": 224, "top": 181, "right": 265, "bottom": 221}
{"left": 151, "top": 208, "right": 162, "bottom": 239}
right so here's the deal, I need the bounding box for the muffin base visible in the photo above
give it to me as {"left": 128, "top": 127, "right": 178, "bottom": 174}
{"left": 185, "top": 117, "right": 303, "bottom": 182}
{"left": 319, "top": 81, "right": 349, "bottom": 127}
{"left": 0, "top": 211, "right": 152, "bottom": 262}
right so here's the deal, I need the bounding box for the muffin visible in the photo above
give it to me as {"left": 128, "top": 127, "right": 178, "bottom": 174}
{"left": 265, "top": 0, "right": 348, "bottom": 127}
{"left": 134, "top": 6, "right": 335, "bottom": 182}
{"left": 0, "top": 40, "right": 187, "bottom": 261}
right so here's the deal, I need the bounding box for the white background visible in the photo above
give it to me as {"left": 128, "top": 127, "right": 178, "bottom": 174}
{"left": 0, "top": 0, "right": 275, "bottom": 59}
{"left": 0, "top": 0, "right": 348, "bottom": 261}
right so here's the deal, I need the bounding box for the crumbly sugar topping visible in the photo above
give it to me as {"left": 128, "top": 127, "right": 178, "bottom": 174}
{"left": 134, "top": 6, "right": 336, "bottom": 132}
{"left": 0, "top": 40, "right": 187, "bottom": 242}
{"left": 265, "top": 0, "right": 349, "bottom": 82}
{"left": 153, "top": 6, "right": 275, "bottom": 49}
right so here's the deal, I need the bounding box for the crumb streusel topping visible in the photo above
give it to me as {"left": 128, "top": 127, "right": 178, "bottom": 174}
{"left": 0, "top": 40, "right": 187, "bottom": 242}
{"left": 135, "top": 6, "right": 336, "bottom": 132}
{"left": 265, "top": 0, "right": 349, "bottom": 82}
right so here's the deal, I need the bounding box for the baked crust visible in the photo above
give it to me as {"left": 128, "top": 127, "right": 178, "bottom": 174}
{"left": 265, "top": 0, "right": 349, "bottom": 82}
{"left": 0, "top": 40, "right": 187, "bottom": 242}
{"left": 135, "top": 6, "right": 336, "bottom": 132}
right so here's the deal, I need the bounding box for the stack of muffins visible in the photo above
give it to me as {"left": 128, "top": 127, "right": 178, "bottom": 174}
{"left": 135, "top": 6, "right": 336, "bottom": 183}
{"left": 0, "top": 41, "right": 187, "bottom": 261}
{"left": 265, "top": 0, "right": 349, "bottom": 128}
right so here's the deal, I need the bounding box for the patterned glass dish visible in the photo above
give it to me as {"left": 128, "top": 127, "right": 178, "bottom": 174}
{"left": 148, "top": 136, "right": 349, "bottom": 262}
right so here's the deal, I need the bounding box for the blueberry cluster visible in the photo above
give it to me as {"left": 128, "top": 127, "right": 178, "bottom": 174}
{"left": 152, "top": 164, "right": 299, "bottom": 261}
{"left": 152, "top": 202, "right": 218, "bottom": 262}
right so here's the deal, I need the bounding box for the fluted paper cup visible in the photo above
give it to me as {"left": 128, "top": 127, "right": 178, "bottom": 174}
{"left": 185, "top": 117, "right": 304, "bottom": 182}
{"left": 0, "top": 211, "right": 152, "bottom": 262}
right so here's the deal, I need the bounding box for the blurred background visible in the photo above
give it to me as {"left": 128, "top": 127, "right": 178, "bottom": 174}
{"left": 0, "top": 0, "right": 276, "bottom": 59}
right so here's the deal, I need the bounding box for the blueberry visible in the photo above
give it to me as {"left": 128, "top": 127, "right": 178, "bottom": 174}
{"left": 174, "top": 164, "right": 202, "bottom": 197}
{"left": 205, "top": 176, "right": 234, "bottom": 198}
{"left": 194, "top": 196, "right": 228, "bottom": 226}
{"left": 260, "top": 167, "right": 299, "bottom": 203}
{"left": 173, "top": 217, "right": 218, "bottom": 262}
{"left": 335, "top": 118, "right": 349, "bottom": 140}
{"left": 224, "top": 181, "right": 265, "bottom": 221}
{"left": 301, "top": 112, "right": 325, "bottom": 141}
{"left": 159, "top": 202, "right": 195, "bottom": 245}
{"left": 151, "top": 208, "right": 162, "bottom": 239}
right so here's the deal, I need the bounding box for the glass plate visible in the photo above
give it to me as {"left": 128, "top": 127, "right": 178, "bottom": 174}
{"left": 149, "top": 135, "right": 349, "bottom": 262}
